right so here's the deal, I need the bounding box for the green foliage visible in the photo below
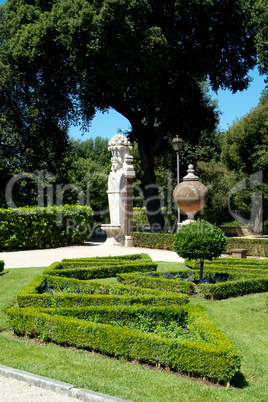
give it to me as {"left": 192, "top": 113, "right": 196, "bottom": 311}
{"left": 133, "top": 207, "right": 149, "bottom": 228}
{"left": 61, "top": 138, "right": 111, "bottom": 218}
{"left": 7, "top": 304, "right": 241, "bottom": 383}
{"left": 0, "top": 205, "right": 94, "bottom": 250}
{"left": 132, "top": 232, "right": 268, "bottom": 257}
{"left": 0, "top": 260, "right": 4, "bottom": 273}
{"left": 117, "top": 272, "right": 194, "bottom": 295}
{"left": 185, "top": 257, "right": 268, "bottom": 269}
{"left": 131, "top": 232, "right": 174, "bottom": 250}
{"left": 44, "top": 260, "right": 158, "bottom": 280}
{"left": 173, "top": 221, "right": 227, "bottom": 262}
{"left": 226, "top": 237, "right": 268, "bottom": 257}
{"left": 198, "top": 277, "right": 268, "bottom": 300}
{"left": 221, "top": 93, "right": 268, "bottom": 173}
{"left": 1, "top": 0, "right": 259, "bottom": 229}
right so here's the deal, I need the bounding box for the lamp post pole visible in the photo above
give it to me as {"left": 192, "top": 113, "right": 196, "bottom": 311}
{"left": 171, "top": 136, "right": 184, "bottom": 229}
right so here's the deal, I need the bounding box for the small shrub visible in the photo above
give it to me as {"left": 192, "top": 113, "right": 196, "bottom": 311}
{"left": 174, "top": 221, "right": 227, "bottom": 280}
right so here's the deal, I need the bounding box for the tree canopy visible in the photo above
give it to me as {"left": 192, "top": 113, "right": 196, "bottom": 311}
{"left": 0, "top": 0, "right": 262, "bottom": 229}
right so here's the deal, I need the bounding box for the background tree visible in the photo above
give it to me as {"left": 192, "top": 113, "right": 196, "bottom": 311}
{"left": 0, "top": 0, "right": 261, "bottom": 230}
{"left": 194, "top": 89, "right": 268, "bottom": 231}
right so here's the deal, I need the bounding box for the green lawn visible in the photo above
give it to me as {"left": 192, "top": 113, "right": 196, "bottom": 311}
{"left": 0, "top": 263, "right": 267, "bottom": 402}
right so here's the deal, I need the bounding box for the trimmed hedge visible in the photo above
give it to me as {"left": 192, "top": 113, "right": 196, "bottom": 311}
{"left": 117, "top": 272, "right": 195, "bottom": 295}
{"left": 226, "top": 238, "right": 268, "bottom": 257}
{"left": 44, "top": 260, "right": 157, "bottom": 280}
{"left": 0, "top": 260, "right": 4, "bottom": 273}
{"left": 43, "top": 274, "right": 178, "bottom": 297}
{"left": 0, "top": 205, "right": 94, "bottom": 251}
{"left": 16, "top": 275, "right": 190, "bottom": 308}
{"left": 61, "top": 253, "right": 152, "bottom": 263}
{"left": 185, "top": 258, "right": 268, "bottom": 269}
{"left": 7, "top": 304, "right": 241, "bottom": 383}
{"left": 198, "top": 277, "right": 268, "bottom": 300}
{"left": 131, "top": 232, "right": 268, "bottom": 257}
{"left": 132, "top": 232, "right": 174, "bottom": 250}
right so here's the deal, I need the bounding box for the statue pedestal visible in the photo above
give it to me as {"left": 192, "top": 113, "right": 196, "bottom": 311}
{"left": 101, "top": 224, "right": 121, "bottom": 246}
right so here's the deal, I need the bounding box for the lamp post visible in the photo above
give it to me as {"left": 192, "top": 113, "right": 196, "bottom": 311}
{"left": 171, "top": 136, "right": 185, "bottom": 228}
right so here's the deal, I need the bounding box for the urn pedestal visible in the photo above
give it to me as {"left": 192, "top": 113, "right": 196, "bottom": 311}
{"left": 173, "top": 164, "right": 208, "bottom": 226}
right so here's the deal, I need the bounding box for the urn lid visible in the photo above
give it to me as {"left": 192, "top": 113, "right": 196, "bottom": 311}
{"left": 183, "top": 164, "right": 199, "bottom": 181}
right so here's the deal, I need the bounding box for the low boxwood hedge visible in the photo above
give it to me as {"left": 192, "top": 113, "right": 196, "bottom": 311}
{"left": 198, "top": 277, "right": 268, "bottom": 300}
{"left": 185, "top": 258, "right": 268, "bottom": 269}
{"left": 7, "top": 304, "right": 241, "bottom": 384}
{"left": 44, "top": 259, "right": 157, "bottom": 280}
{"left": 62, "top": 253, "right": 152, "bottom": 263}
{"left": 116, "top": 270, "right": 268, "bottom": 299}
{"left": 117, "top": 272, "right": 195, "bottom": 295}
{"left": 16, "top": 275, "right": 189, "bottom": 308}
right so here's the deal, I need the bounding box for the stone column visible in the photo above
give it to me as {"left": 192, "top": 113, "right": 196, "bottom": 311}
{"left": 123, "top": 153, "right": 135, "bottom": 246}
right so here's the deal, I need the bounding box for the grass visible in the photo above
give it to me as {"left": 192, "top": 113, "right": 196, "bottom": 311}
{"left": 0, "top": 263, "right": 267, "bottom": 401}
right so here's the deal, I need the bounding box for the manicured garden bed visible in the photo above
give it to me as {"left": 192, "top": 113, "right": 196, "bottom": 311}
{"left": 6, "top": 253, "right": 247, "bottom": 384}
{"left": 1, "top": 264, "right": 267, "bottom": 401}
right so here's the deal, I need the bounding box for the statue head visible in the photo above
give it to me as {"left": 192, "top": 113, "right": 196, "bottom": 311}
{"left": 111, "top": 157, "right": 123, "bottom": 172}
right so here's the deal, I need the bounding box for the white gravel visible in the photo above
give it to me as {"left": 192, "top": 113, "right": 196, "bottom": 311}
{"left": 0, "top": 241, "right": 184, "bottom": 269}
{"left": 0, "top": 376, "right": 78, "bottom": 402}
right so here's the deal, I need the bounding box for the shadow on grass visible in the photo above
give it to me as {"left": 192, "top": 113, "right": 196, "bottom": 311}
{"left": 231, "top": 371, "right": 249, "bottom": 388}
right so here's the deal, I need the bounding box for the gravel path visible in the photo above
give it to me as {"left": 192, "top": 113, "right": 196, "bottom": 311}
{"left": 0, "top": 376, "right": 79, "bottom": 402}
{"left": 0, "top": 240, "right": 183, "bottom": 269}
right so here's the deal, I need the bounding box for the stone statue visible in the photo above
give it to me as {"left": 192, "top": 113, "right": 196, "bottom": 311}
{"left": 102, "top": 134, "right": 135, "bottom": 246}
{"left": 108, "top": 156, "right": 125, "bottom": 193}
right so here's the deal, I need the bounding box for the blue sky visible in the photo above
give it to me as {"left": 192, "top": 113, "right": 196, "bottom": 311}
{"left": 70, "top": 67, "right": 266, "bottom": 140}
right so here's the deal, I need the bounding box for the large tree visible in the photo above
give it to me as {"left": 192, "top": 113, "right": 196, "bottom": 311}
{"left": 0, "top": 0, "right": 259, "bottom": 229}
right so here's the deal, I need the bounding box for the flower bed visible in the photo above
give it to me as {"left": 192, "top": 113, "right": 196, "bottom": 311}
{"left": 7, "top": 304, "right": 242, "bottom": 384}
{"left": 7, "top": 253, "right": 244, "bottom": 383}
{"left": 117, "top": 267, "right": 268, "bottom": 300}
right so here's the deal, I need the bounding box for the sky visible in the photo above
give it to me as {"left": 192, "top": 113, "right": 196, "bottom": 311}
{"left": 69, "top": 67, "right": 267, "bottom": 141}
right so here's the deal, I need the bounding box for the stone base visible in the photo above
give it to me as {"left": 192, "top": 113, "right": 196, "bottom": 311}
{"left": 124, "top": 235, "right": 133, "bottom": 247}
{"left": 101, "top": 224, "right": 122, "bottom": 246}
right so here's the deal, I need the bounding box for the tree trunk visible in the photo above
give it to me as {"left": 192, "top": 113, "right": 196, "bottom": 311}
{"left": 131, "top": 123, "right": 165, "bottom": 232}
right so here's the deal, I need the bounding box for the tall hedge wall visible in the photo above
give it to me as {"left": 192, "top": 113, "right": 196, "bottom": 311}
{"left": 0, "top": 205, "right": 94, "bottom": 250}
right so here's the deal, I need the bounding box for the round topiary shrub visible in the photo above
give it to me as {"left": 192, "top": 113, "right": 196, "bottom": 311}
{"left": 174, "top": 220, "right": 227, "bottom": 280}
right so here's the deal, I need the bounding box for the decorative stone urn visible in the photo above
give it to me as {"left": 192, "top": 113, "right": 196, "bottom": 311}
{"left": 173, "top": 164, "right": 208, "bottom": 225}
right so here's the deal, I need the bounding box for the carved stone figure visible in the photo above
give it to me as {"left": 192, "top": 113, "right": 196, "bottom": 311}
{"left": 102, "top": 134, "right": 135, "bottom": 246}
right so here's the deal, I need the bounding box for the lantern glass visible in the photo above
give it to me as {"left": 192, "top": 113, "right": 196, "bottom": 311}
{"left": 172, "top": 136, "right": 184, "bottom": 152}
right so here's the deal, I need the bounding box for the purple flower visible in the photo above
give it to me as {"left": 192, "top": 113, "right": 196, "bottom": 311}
{"left": 165, "top": 323, "right": 168, "bottom": 331}
{"left": 76, "top": 287, "right": 81, "bottom": 294}
{"left": 144, "top": 310, "right": 148, "bottom": 318}
{"left": 64, "top": 281, "right": 68, "bottom": 288}
{"left": 177, "top": 318, "right": 180, "bottom": 326}
{"left": 84, "top": 312, "right": 87, "bottom": 320}
{"left": 117, "top": 312, "right": 120, "bottom": 322}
